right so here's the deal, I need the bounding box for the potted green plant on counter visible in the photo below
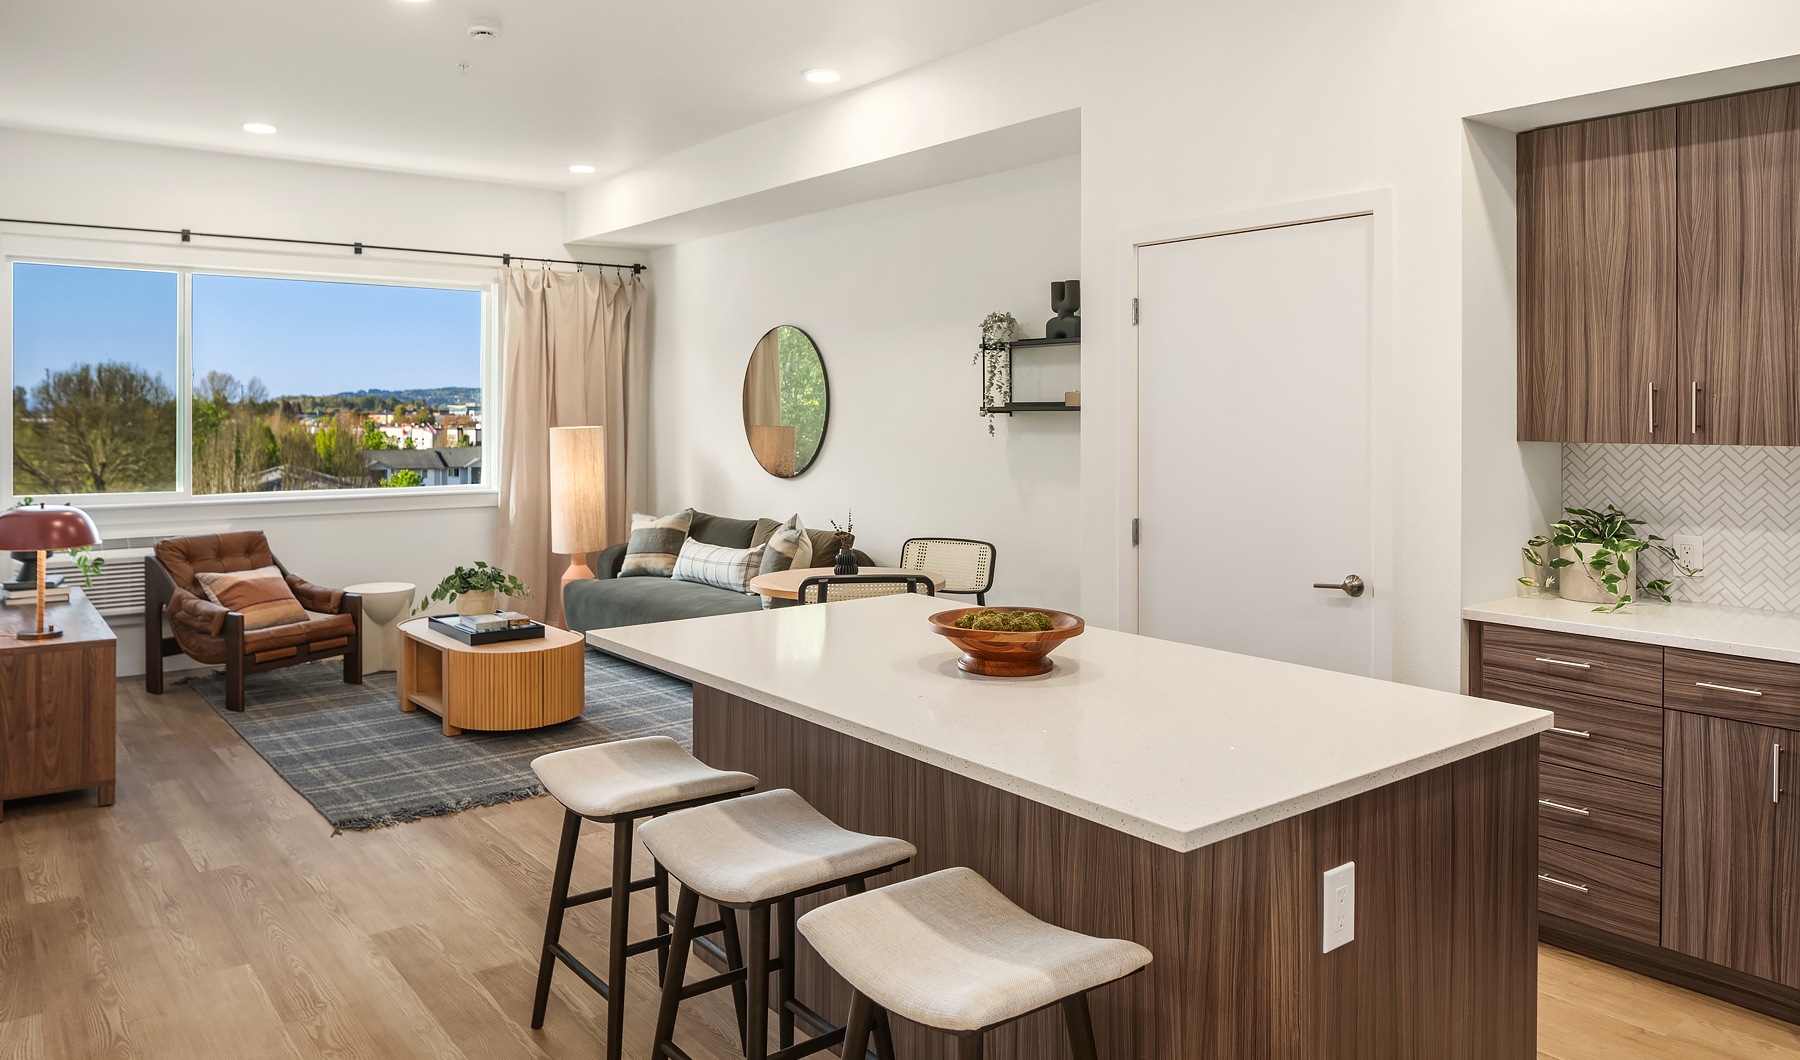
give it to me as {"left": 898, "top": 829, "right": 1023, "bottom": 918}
{"left": 415, "top": 561, "right": 533, "bottom": 616}
{"left": 1519, "top": 505, "right": 1700, "bottom": 613}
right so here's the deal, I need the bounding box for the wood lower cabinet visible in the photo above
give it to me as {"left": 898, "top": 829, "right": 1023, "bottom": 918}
{"left": 1663, "top": 710, "right": 1786, "bottom": 982}
{"left": 1471, "top": 621, "right": 1800, "bottom": 1020}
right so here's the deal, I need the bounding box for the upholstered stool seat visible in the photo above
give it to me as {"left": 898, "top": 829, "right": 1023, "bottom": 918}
{"left": 533, "top": 736, "right": 758, "bottom": 819}
{"left": 799, "top": 867, "right": 1152, "bottom": 1060}
{"left": 527, "top": 737, "right": 758, "bottom": 1060}
{"left": 639, "top": 788, "right": 917, "bottom": 905}
{"left": 640, "top": 788, "right": 916, "bottom": 1060}
{"left": 801, "top": 866, "right": 1152, "bottom": 1031}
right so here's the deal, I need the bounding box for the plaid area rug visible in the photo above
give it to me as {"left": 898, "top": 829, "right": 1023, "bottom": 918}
{"left": 184, "top": 649, "right": 691, "bottom": 831}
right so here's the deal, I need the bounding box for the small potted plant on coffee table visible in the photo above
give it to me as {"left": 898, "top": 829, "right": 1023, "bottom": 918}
{"left": 416, "top": 561, "right": 533, "bottom": 616}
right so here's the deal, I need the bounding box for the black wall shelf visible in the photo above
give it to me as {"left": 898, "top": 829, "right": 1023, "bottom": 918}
{"left": 980, "top": 336, "right": 1080, "bottom": 416}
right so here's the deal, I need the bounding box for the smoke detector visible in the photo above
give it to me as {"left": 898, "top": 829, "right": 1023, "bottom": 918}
{"left": 466, "top": 18, "right": 501, "bottom": 41}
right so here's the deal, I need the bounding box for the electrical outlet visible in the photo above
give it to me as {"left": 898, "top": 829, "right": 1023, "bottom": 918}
{"left": 1323, "top": 862, "right": 1355, "bottom": 952}
{"left": 1673, "top": 534, "right": 1703, "bottom": 571}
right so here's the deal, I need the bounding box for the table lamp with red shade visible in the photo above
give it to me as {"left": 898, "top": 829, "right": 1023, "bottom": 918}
{"left": 0, "top": 503, "right": 100, "bottom": 640}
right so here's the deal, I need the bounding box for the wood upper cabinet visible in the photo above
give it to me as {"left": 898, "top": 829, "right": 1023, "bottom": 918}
{"left": 1519, "top": 83, "right": 1800, "bottom": 444}
{"left": 1662, "top": 710, "right": 1784, "bottom": 980}
{"left": 1677, "top": 86, "right": 1800, "bottom": 446}
{"left": 1518, "top": 111, "right": 1678, "bottom": 443}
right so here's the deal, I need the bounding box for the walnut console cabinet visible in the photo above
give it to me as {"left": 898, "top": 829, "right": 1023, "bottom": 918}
{"left": 0, "top": 593, "right": 117, "bottom": 821}
{"left": 1470, "top": 621, "right": 1800, "bottom": 1020}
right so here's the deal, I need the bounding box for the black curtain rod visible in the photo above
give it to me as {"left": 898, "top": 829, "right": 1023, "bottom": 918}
{"left": 0, "top": 217, "right": 646, "bottom": 274}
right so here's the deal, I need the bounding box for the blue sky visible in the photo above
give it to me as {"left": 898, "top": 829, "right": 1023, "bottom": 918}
{"left": 12, "top": 262, "right": 481, "bottom": 399}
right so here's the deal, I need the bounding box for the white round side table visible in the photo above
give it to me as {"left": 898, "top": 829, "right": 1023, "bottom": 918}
{"left": 345, "top": 582, "right": 417, "bottom": 675}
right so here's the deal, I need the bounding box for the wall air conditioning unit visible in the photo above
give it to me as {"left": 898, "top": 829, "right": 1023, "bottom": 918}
{"left": 32, "top": 531, "right": 206, "bottom": 620}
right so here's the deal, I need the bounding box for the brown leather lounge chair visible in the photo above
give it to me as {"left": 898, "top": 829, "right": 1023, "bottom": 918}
{"left": 144, "top": 531, "right": 362, "bottom": 712}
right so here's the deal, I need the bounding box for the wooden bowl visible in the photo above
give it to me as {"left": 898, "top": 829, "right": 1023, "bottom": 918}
{"left": 927, "top": 607, "right": 1085, "bottom": 677}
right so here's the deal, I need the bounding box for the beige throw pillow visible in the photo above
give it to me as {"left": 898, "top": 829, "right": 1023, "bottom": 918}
{"left": 194, "top": 565, "right": 309, "bottom": 631}
{"left": 758, "top": 514, "right": 814, "bottom": 576}
{"left": 620, "top": 509, "right": 696, "bottom": 578}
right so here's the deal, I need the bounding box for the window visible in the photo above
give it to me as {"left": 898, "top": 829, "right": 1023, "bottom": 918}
{"left": 12, "top": 264, "right": 180, "bottom": 495}
{"left": 9, "top": 261, "right": 488, "bottom": 502}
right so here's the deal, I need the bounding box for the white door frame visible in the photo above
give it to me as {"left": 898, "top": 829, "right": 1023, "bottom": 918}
{"left": 1118, "top": 190, "right": 1397, "bottom": 679}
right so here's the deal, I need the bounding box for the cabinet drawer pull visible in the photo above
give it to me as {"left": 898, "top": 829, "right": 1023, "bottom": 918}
{"left": 1775, "top": 744, "right": 1783, "bottom": 806}
{"left": 1548, "top": 726, "right": 1592, "bottom": 740}
{"left": 1538, "top": 799, "right": 1592, "bottom": 816}
{"left": 1534, "top": 656, "right": 1592, "bottom": 669}
{"left": 1695, "top": 681, "right": 1763, "bottom": 697}
{"left": 1538, "top": 873, "right": 1590, "bottom": 894}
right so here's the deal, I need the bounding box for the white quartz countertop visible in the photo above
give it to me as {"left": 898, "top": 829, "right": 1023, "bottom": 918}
{"left": 1465, "top": 596, "right": 1800, "bottom": 665}
{"left": 588, "top": 595, "right": 1550, "bottom": 852}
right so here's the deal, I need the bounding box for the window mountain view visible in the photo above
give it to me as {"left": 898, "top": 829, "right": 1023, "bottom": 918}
{"left": 10, "top": 263, "right": 483, "bottom": 496}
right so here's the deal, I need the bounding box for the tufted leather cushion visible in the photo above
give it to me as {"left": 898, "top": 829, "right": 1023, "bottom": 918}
{"left": 156, "top": 531, "right": 278, "bottom": 590}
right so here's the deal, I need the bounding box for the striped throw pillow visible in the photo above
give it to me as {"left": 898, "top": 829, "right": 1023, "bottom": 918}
{"left": 194, "top": 565, "right": 309, "bottom": 630}
{"left": 672, "top": 539, "right": 766, "bottom": 594}
{"left": 758, "top": 514, "right": 815, "bottom": 575}
{"left": 619, "top": 509, "right": 696, "bottom": 578}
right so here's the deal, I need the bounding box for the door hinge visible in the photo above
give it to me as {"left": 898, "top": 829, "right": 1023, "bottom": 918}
{"left": 1131, "top": 518, "right": 1140, "bottom": 546}
{"left": 1131, "top": 298, "right": 1139, "bottom": 325}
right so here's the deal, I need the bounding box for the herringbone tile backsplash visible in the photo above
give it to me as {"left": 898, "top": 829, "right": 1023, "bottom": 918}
{"left": 1562, "top": 444, "right": 1800, "bottom": 613}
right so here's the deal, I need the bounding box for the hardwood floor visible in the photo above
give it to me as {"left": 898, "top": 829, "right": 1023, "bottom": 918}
{"left": 1, "top": 678, "right": 1797, "bottom": 1059}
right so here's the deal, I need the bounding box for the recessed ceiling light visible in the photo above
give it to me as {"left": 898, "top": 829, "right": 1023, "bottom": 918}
{"left": 242, "top": 122, "right": 278, "bottom": 135}
{"left": 568, "top": 164, "right": 596, "bottom": 175}
{"left": 803, "top": 68, "right": 841, "bottom": 84}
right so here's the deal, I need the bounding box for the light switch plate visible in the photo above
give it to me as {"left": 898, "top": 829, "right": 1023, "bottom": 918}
{"left": 1323, "top": 862, "right": 1355, "bottom": 952}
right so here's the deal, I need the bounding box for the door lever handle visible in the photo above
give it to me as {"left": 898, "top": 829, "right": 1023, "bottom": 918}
{"left": 1311, "top": 575, "right": 1366, "bottom": 597}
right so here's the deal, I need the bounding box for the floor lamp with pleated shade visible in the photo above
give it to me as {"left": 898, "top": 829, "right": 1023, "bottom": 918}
{"left": 550, "top": 426, "right": 608, "bottom": 590}
{"left": 0, "top": 503, "right": 100, "bottom": 640}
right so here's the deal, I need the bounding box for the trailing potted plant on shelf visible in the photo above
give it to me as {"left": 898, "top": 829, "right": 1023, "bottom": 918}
{"left": 1519, "top": 505, "right": 1701, "bottom": 613}
{"left": 975, "top": 311, "right": 1020, "bottom": 435}
{"left": 415, "top": 561, "right": 533, "bottom": 616}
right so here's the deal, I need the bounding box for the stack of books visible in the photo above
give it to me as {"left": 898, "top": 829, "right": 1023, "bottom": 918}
{"left": 2, "top": 580, "right": 71, "bottom": 608}
{"left": 427, "top": 610, "right": 545, "bottom": 646}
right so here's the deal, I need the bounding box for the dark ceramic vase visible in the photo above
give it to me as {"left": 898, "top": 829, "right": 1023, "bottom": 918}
{"left": 1046, "top": 279, "right": 1081, "bottom": 340}
{"left": 833, "top": 548, "right": 859, "bottom": 576}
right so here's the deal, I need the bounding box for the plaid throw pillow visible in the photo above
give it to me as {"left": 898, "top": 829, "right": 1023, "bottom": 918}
{"left": 619, "top": 509, "right": 696, "bottom": 578}
{"left": 671, "top": 539, "right": 766, "bottom": 594}
{"left": 758, "top": 514, "right": 815, "bottom": 576}
{"left": 194, "top": 565, "right": 309, "bottom": 630}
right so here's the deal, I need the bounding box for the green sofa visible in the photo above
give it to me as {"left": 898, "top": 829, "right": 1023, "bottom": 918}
{"left": 563, "top": 510, "right": 874, "bottom": 633}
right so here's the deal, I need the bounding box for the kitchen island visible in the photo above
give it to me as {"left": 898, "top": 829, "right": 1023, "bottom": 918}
{"left": 589, "top": 594, "right": 1551, "bottom": 1059}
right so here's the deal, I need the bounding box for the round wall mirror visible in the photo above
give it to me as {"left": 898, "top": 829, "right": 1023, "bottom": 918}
{"left": 742, "top": 325, "right": 829, "bottom": 478}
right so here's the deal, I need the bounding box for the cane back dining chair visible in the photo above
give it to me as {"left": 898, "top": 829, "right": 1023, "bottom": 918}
{"left": 797, "top": 574, "right": 937, "bottom": 604}
{"left": 900, "top": 537, "right": 996, "bottom": 605}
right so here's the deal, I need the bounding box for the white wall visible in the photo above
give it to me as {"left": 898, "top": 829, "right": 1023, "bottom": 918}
{"left": 647, "top": 156, "right": 1081, "bottom": 611}
{"left": 574, "top": 0, "right": 1800, "bottom": 691}
{"left": 0, "top": 127, "right": 646, "bottom": 674}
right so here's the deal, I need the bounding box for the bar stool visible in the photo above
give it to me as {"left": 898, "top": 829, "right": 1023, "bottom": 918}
{"left": 638, "top": 788, "right": 917, "bottom": 1060}
{"left": 797, "top": 867, "right": 1153, "bottom": 1060}
{"left": 529, "top": 737, "right": 759, "bottom": 1060}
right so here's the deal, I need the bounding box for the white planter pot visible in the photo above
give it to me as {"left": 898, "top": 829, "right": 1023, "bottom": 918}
{"left": 1557, "top": 543, "right": 1635, "bottom": 604}
{"left": 454, "top": 589, "right": 498, "bottom": 616}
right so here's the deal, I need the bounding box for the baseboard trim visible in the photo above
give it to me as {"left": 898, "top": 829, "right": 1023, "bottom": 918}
{"left": 1541, "top": 914, "right": 1800, "bottom": 1026}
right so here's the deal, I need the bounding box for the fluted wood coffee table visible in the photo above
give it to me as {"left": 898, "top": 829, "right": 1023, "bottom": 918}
{"left": 397, "top": 617, "right": 584, "bottom": 736}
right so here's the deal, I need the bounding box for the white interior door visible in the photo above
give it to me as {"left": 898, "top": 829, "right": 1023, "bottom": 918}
{"left": 1136, "top": 214, "right": 1379, "bottom": 676}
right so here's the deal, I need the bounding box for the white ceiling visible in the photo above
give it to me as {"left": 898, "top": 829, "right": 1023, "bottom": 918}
{"left": 0, "top": 0, "right": 1091, "bottom": 189}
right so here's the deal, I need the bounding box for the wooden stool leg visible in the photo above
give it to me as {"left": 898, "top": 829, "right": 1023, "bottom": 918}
{"left": 604, "top": 818, "right": 635, "bottom": 1060}
{"left": 955, "top": 1031, "right": 985, "bottom": 1060}
{"left": 718, "top": 906, "right": 749, "bottom": 1051}
{"left": 842, "top": 989, "right": 876, "bottom": 1060}
{"left": 1062, "top": 993, "right": 1098, "bottom": 1060}
{"left": 776, "top": 898, "right": 797, "bottom": 1048}
{"left": 530, "top": 809, "right": 582, "bottom": 1028}
{"left": 651, "top": 886, "right": 700, "bottom": 1057}
{"left": 745, "top": 904, "right": 772, "bottom": 1060}
{"left": 653, "top": 861, "right": 672, "bottom": 982}
{"left": 873, "top": 1007, "right": 897, "bottom": 1060}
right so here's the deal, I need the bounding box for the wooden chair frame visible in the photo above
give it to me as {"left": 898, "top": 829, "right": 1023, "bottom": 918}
{"left": 144, "top": 555, "right": 363, "bottom": 712}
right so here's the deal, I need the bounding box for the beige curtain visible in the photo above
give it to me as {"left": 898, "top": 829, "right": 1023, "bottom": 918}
{"left": 497, "top": 266, "right": 646, "bottom": 625}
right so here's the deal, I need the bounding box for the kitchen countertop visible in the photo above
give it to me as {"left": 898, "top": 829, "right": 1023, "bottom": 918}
{"left": 589, "top": 594, "right": 1550, "bottom": 853}
{"left": 1465, "top": 595, "right": 1800, "bottom": 664}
